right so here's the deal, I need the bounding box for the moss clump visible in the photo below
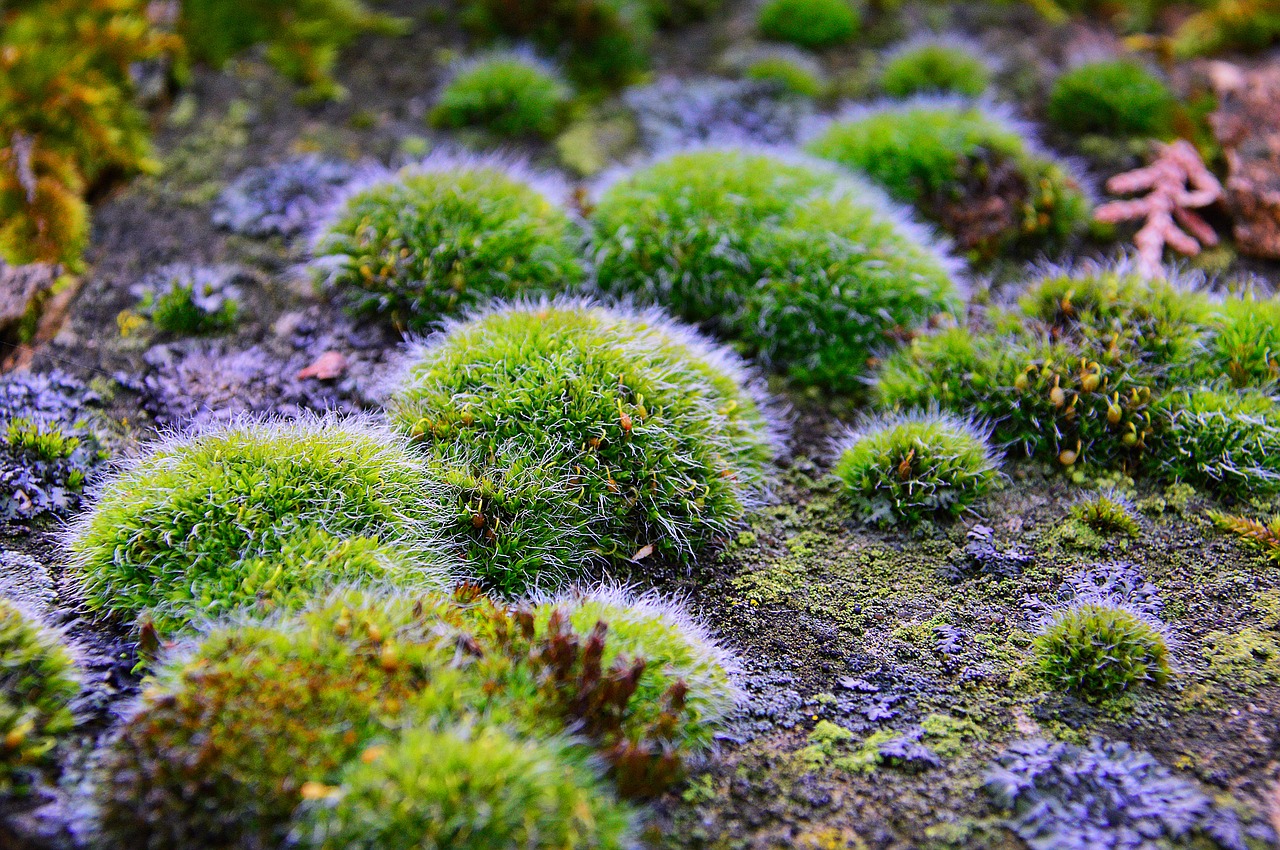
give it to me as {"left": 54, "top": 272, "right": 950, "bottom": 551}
{"left": 0, "top": 600, "right": 77, "bottom": 795}
{"left": 757, "top": 0, "right": 860, "bottom": 48}
{"left": 875, "top": 265, "right": 1209, "bottom": 473}
{"left": 460, "top": 0, "right": 653, "bottom": 87}
{"left": 68, "top": 416, "right": 448, "bottom": 632}
{"left": 290, "top": 726, "right": 636, "bottom": 850}
{"left": 1047, "top": 60, "right": 1176, "bottom": 137}
{"left": 430, "top": 51, "right": 571, "bottom": 138}
{"left": 313, "top": 155, "right": 583, "bottom": 332}
{"left": 1069, "top": 491, "right": 1141, "bottom": 538}
{"left": 1035, "top": 603, "right": 1170, "bottom": 702}
{"left": 832, "top": 411, "right": 998, "bottom": 526}
{"left": 387, "top": 302, "right": 777, "bottom": 592}
{"left": 136, "top": 265, "right": 241, "bottom": 335}
{"left": 591, "top": 147, "right": 960, "bottom": 392}
{"left": 98, "top": 587, "right": 735, "bottom": 848}
{"left": 745, "top": 54, "right": 827, "bottom": 98}
{"left": 881, "top": 39, "right": 992, "bottom": 98}
{"left": 806, "top": 101, "right": 1090, "bottom": 260}
{"left": 1154, "top": 389, "right": 1280, "bottom": 496}
{"left": 1203, "top": 293, "right": 1280, "bottom": 389}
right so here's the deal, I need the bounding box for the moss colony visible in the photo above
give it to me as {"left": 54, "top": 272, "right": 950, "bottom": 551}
{"left": 97, "top": 587, "right": 735, "bottom": 850}
{"left": 807, "top": 100, "right": 1091, "bottom": 260}
{"left": 387, "top": 301, "right": 778, "bottom": 592}
{"left": 312, "top": 154, "right": 583, "bottom": 332}
{"left": 591, "top": 148, "right": 960, "bottom": 391}
{"left": 10, "top": 0, "right": 1280, "bottom": 847}
{"left": 68, "top": 416, "right": 448, "bottom": 632}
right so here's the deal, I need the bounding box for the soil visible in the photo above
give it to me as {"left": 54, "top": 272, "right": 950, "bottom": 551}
{"left": 3, "top": 1, "right": 1280, "bottom": 848}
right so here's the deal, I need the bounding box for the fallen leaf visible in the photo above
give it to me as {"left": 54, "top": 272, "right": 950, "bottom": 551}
{"left": 296, "top": 350, "right": 347, "bottom": 381}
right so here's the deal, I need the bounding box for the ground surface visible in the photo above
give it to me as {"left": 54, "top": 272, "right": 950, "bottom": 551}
{"left": 4, "top": 1, "right": 1280, "bottom": 847}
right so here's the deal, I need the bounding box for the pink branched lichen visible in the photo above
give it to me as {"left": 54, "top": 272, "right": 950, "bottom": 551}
{"left": 1095, "top": 140, "right": 1223, "bottom": 278}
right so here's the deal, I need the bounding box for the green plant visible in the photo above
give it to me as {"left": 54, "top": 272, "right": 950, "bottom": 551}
{"left": 1153, "top": 388, "right": 1280, "bottom": 496}
{"left": 136, "top": 265, "right": 241, "bottom": 335}
{"left": 0, "top": 600, "right": 78, "bottom": 795}
{"left": 740, "top": 50, "right": 827, "bottom": 97}
{"left": 0, "top": 0, "right": 175, "bottom": 267}
{"left": 430, "top": 51, "right": 572, "bottom": 138}
{"left": 1069, "top": 491, "right": 1141, "bottom": 537}
{"left": 1047, "top": 60, "right": 1176, "bottom": 137}
{"left": 1172, "top": 0, "right": 1280, "bottom": 58}
{"left": 1209, "top": 510, "right": 1280, "bottom": 562}
{"left": 875, "top": 265, "right": 1209, "bottom": 472}
{"left": 289, "top": 725, "right": 636, "bottom": 850}
{"left": 757, "top": 0, "right": 860, "bottom": 48}
{"left": 68, "top": 415, "right": 449, "bottom": 632}
{"left": 591, "top": 148, "right": 960, "bottom": 391}
{"left": 880, "top": 38, "right": 992, "bottom": 98}
{"left": 1202, "top": 293, "right": 1280, "bottom": 388}
{"left": 96, "top": 591, "right": 469, "bottom": 850}
{"left": 386, "top": 302, "right": 778, "bottom": 591}
{"left": 312, "top": 155, "right": 584, "bottom": 333}
{"left": 1034, "top": 603, "right": 1170, "bottom": 701}
{"left": 832, "top": 411, "right": 998, "bottom": 526}
{"left": 460, "top": 0, "right": 654, "bottom": 87}
{"left": 807, "top": 101, "right": 1091, "bottom": 260}
{"left": 178, "top": 0, "right": 407, "bottom": 101}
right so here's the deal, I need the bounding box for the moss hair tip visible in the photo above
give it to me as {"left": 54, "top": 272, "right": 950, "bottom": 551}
{"left": 830, "top": 407, "right": 997, "bottom": 461}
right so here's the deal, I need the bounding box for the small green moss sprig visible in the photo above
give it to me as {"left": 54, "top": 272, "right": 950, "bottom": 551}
{"left": 1, "top": 600, "right": 78, "bottom": 796}
{"left": 290, "top": 726, "right": 636, "bottom": 850}
{"left": 591, "top": 147, "right": 961, "bottom": 392}
{"left": 387, "top": 301, "right": 779, "bottom": 592}
{"left": 1209, "top": 510, "right": 1280, "bottom": 562}
{"left": 741, "top": 50, "right": 827, "bottom": 98}
{"left": 880, "top": 37, "right": 993, "bottom": 98}
{"left": 806, "top": 100, "right": 1091, "bottom": 261}
{"left": 1202, "top": 292, "right": 1280, "bottom": 389}
{"left": 832, "top": 410, "right": 998, "bottom": 527}
{"left": 68, "top": 415, "right": 449, "bottom": 632}
{"left": 312, "top": 153, "right": 584, "bottom": 333}
{"left": 1153, "top": 388, "right": 1280, "bottom": 496}
{"left": 134, "top": 265, "right": 242, "bottom": 335}
{"left": 1034, "top": 602, "right": 1171, "bottom": 702}
{"left": 430, "top": 50, "right": 572, "bottom": 138}
{"left": 1047, "top": 60, "right": 1176, "bottom": 138}
{"left": 1069, "top": 490, "right": 1141, "bottom": 538}
{"left": 757, "top": 0, "right": 860, "bottom": 48}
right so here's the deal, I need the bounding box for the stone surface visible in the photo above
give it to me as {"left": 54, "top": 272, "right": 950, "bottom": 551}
{"left": 0, "top": 261, "right": 58, "bottom": 347}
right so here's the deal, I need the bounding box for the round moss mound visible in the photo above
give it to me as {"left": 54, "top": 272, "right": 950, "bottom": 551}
{"left": 832, "top": 411, "right": 998, "bottom": 526}
{"left": 1, "top": 600, "right": 78, "bottom": 795}
{"left": 1154, "top": 388, "right": 1280, "bottom": 496}
{"left": 1035, "top": 603, "right": 1170, "bottom": 702}
{"left": 290, "top": 726, "right": 636, "bottom": 850}
{"left": 1068, "top": 490, "right": 1141, "bottom": 538}
{"left": 312, "top": 155, "right": 584, "bottom": 332}
{"left": 1203, "top": 293, "right": 1280, "bottom": 389}
{"left": 757, "top": 0, "right": 859, "bottom": 48}
{"left": 591, "top": 147, "right": 960, "bottom": 391}
{"left": 881, "top": 39, "right": 992, "bottom": 98}
{"left": 746, "top": 55, "right": 826, "bottom": 97}
{"left": 68, "top": 416, "right": 448, "bottom": 632}
{"left": 387, "top": 301, "right": 779, "bottom": 592}
{"left": 430, "top": 51, "right": 571, "bottom": 138}
{"left": 95, "top": 591, "right": 467, "bottom": 850}
{"left": 806, "top": 101, "right": 1091, "bottom": 260}
{"left": 1047, "top": 60, "right": 1176, "bottom": 137}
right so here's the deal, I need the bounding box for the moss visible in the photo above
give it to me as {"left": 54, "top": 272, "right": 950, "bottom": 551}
{"left": 1068, "top": 491, "right": 1141, "bottom": 538}
{"left": 1203, "top": 627, "right": 1280, "bottom": 690}
{"left": 1202, "top": 293, "right": 1280, "bottom": 389}
{"left": 313, "top": 155, "right": 584, "bottom": 332}
{"left": 806, "top": 101, "right": 1091, "bottom": 261}
{"left": 1154, "top": 389, "right": 1280, "bottom": 496}
{"left": 743, "top": 53, "right": 828, "bottom": 98}
{"left": 430, "top": 51, "right": 572, "bottom": 138}
{"left": 919, "top": 713, "right": 987, "bottom": 758}
{"left": 757, "top": 0, "right": 860, "bottom": 48}
{"left": 290, "top": 725, "right": 636, "bottom": 850}
{"left": 881, "top": 40, "right": 992, "bottom": 98}
{"left": 387, "top": 301, "right": 777, "bottom": 592}
{"left": 591, "top": 147, "right": 960, "bottom": 392}
{"left": 68, "top": 416, "right": 448, "bottom": 632}
{"left": 0, "top": 600, "right": 78, "bottom": 795}
{"left": 1034, "top": 603, "right": 1171, "bottom": 702}
{"left": 832, "top": 412, "right": 999, "bottom": 527}
{"left": 1047, "top": 60, "right": 1176, "bottom": 138}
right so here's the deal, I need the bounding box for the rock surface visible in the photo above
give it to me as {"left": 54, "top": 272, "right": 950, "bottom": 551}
{"left": 1209, "top": 61, "right": 1280, "bottom": 259}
